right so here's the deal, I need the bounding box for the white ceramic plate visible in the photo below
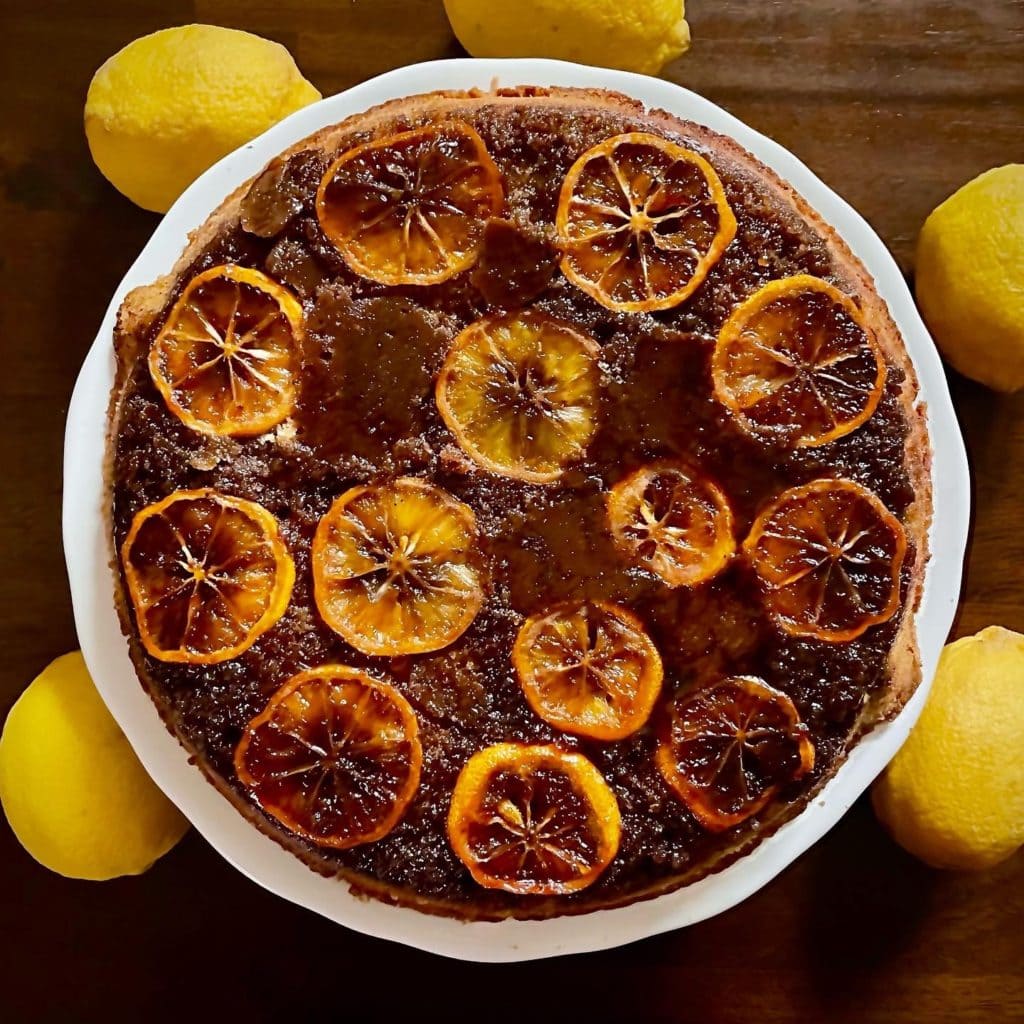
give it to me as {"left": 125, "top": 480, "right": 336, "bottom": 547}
{"left": 63, "top": 58, "right": 970, "bottom": 962}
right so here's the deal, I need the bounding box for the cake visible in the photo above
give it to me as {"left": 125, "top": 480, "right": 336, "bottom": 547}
{"left": 107, "top": 86, "right": 931, "bottom": 920}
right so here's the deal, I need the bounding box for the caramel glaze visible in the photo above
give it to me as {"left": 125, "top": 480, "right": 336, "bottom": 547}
{"left": 112, "top": 103, "right": 915, "bottom": 917}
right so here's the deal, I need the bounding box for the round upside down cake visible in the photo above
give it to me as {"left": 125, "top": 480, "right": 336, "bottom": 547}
{"left": 107, "top": 86, "right": 932, "bottom": 920}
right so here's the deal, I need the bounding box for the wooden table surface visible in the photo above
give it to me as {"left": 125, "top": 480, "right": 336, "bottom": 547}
{"left": 2, "top": 1, "right": 1022, "bottom": 1020}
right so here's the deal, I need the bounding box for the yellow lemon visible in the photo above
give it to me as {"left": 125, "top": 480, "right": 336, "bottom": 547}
{"left": 85, "top": 24, "right": 321, "bottom": 213}
{"left": 915, "top": 164, "right": 1024, "bottom": 392}
{"left": 872, "top": 627, "right": 1024, "bottom": 870}
{"left": 0, "top": 652, "right": 188, "bottom": 880}
{"left": 443, "top": 0, "right": 690, "bottom": 76}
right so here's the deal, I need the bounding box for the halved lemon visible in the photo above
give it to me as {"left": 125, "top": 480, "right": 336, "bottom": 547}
{"left": 712, "top": 275, "right": 886, "bottom": 447}
{"left": 606, "top": 461, "right": 736, "bottom": 587}
{"left": 555, "top": 132, "right": 737, "bottom": 312}
{"left": 435, "top": 310, "right": 602, "bottom": 483}
{"left": 311, "top": 478, "right": 485, "bottom": 656}
{"left": 743, "top": 478, "right": 907, "bottom": 641}
{"left": 656, "top": 676, "right": 814, "bottom": 831}
{"left": 234, "top": 666, "right": 421, "bottom": 849}
{"left": 149, "top": 264, "right": 303, "bottom": 437}
{"left": 447, "top": 743, "right": 621, "bottom": 895}
{"left": 120, "top": 488, "right": 294, "bottom": 663}
{"left": 315, "top": 121, "right": 504, "bottom": 285}
{"left": 512, "top": 600, "right": 663, "bottom": 741}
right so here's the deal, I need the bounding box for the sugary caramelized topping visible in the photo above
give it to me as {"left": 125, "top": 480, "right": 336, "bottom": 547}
{"left": 149, "top": 265, "right": 303, "bottom": 438}
{"left": 120, "top": 488, "right": 294, "bottom": 663}
{"left": 315, "top": 121, "right": 504, "bottom": 285}
{"left": 513, "top": 600, "right": 663, "bottom": 741}
{"left": 311, "top": 478, "right": 485, "bottom": 656}
{"left": 470, "top": 217, "right": 559, "bottom": 308}
{"left": 123, "top": 112, "right": 914, "bottom": 903}
{"left": 656, "top": 676, "right": 814, "bottom": 831}
{"left": 435, "top": 310, "right": 602, "bottom": 483}
{"left": 712, "top": 275, "right": 886, "bottom": 448}
{"left": 234, "top": 666, "right": 421, "bottom": 849}
{"left": 607, "top": 461, "right": 736, "bottom": 587}
{"left": 743, "top": 478, "right": 906, "bottom": 641}
{"left": 239, "top": 159, "right": 305, "bottom": 238}
{"left": 447, "top": 743, "right": 621, "bottom": 894}
{"left": 555, "top": 132, "right": 736, "bottom": 312}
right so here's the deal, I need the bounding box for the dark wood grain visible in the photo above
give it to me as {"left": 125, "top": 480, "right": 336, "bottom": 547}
{"left": 2, "top": 1, "right": 1023, "bottom": 1020}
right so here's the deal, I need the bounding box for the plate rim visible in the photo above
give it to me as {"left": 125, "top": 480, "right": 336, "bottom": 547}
{"left": 62, "top": 57, "right": 970, "bottom": 963}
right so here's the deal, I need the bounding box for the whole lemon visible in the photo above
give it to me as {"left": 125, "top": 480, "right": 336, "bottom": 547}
{"left": 915, "top": 165, "right": 1024, "bottom": 392}
{"left": 872, "top": 626, "right": 1024, "bottom": 870}
{"left": 0, "top": 652, "right": 188, "bottom": 879}
{"left": 443, "top": 0, "right": 690, "bottom": 76}
{"left": 85, "top": 24, "right": 321, "bottom": 213}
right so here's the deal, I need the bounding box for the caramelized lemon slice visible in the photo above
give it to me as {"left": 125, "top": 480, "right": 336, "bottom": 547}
{"left": 448, "top": 743, "right": 621, "bottom": 895}
{"left": 311, "top": 478, "right": 485, "bottom": 656}
{"left": 607, "top": 461, "right": 736, "bottom": 587}
{"left": 149, "top": 265, "right": 302, "bottom": 437}
{"left": 513, "top": 601, "right": 663, "bottom": 741}
{"left": 555, "top": 132, "right": 737, "bottom": 312}
{"left": 712, "top": 275, "right": 886, "bottom": 448}
{"left": 315, "top": 121, "right": 504, "bottom": 285}
{"left": 235, "top": 666, "right": 421, "bottom": 849}
{"left": 656, "top": 676, "right": 815, "bottom": 831}
{"left": 743, "top": 478, "right": 907, "bottom": 642}
{"left": 435, "top": 310, "right": 602, "bottom": 483}
{"left": 120, "top": 488, "right": 294, "bottom": 663}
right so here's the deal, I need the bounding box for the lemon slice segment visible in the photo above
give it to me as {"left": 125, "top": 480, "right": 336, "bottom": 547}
{"left": 436, "top": 310, "right": 602, "bottom": 484}
{"left": 149, "top": 264, "right": 302, "bottom": 437}
{"left": 312, "top": 478, "right": 485, "bottom": 656}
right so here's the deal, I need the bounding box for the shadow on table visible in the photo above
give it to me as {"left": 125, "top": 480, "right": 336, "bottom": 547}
{"left": 793, "top": 796, "right": 940, "bottom": 1008}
